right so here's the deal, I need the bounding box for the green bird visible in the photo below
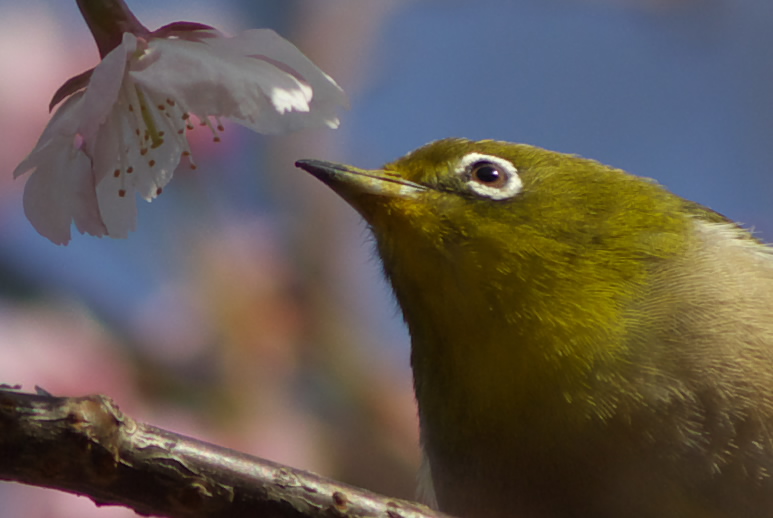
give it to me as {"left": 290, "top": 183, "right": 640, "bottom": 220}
{"left": 295, "top": 138, "right": 773, "bottom": 518}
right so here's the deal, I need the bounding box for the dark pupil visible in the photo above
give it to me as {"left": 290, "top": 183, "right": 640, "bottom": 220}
{"left": 474, "top": 164, "right": 501, "bottom": 183}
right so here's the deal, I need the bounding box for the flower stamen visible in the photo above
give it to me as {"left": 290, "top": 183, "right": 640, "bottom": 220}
{"left": 198, "top": 116, "right": 223, "bottom": 142}
{"left": 132, "top": 86, "right": 164, "bottom": 149}
{"left": 181, "top": 150, "right": 197, "bottom": 170}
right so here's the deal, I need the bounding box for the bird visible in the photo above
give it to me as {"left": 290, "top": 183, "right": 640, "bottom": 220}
{"left": 295, "top": 138, "right": 773, "bottom": 518}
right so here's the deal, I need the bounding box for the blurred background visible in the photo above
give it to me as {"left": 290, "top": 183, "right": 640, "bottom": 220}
{"left": 1, "top": 0, "right": 773, "bottom": 516}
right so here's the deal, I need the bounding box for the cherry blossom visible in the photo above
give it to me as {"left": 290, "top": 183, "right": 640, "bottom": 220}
{"left": 14, "top": 1, "right": 347, "bottom": 244}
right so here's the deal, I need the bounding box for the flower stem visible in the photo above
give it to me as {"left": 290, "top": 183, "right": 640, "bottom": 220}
{"left": 76, "top": 0, "right": 149, "bottom": 57}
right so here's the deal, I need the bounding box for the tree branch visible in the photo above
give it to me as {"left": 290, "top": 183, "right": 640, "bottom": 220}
{"left": 0, "top": 386, "right": 448, "bottom": 518}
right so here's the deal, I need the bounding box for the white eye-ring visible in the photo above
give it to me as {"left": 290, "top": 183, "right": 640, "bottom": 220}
{"left": 454, "top": 152, "right": 522, "bottom": 200}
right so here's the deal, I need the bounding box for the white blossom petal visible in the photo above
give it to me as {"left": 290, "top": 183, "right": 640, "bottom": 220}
{"left": 213, "top": 29, "right": 348, "bottom": 130}
{"left": 14, "top": 93, "right": 107, "bottom": 244}
{"left": 130, "top": 38, "right": 308, "bottom": 133}
{"left": 130, "top": 29, "right": 347, "bottom": 134}
{"left": 14, "top": 93, "right": 82, "bottom": 180}
{"left": 78, "top": 32, "right": 134, "bottom": 147}
{"left": 93, "top": 81, "right": 186, "bottom": 200}
{"left": 95, "top": 167, "right": 137, "bottom": 239}
{"left": 122, "top": 89, "right": 185, "bottom": 200}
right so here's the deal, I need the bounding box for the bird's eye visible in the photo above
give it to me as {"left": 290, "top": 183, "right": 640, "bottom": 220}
{"left": 454, "top": 153, "right": 522, "bottom": 200}
{"left": 470, "top": 162, "right": 508, "bottom": 188}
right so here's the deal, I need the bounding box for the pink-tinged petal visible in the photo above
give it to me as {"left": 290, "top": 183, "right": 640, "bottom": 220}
{"left": 22, "top": 150, "right": 93, "bottom": 245}
{"left": 87, "top": 80, "right": 187, "bottom": 236}
{"left": 14, "top": 93, "right": 83, "bottom": 179}
{"left": 69, "top": 154, "right": 107, "bottom": 237}
{"left": 130, "top": 30, "right": 346, "bottom": 134}
{"left": 130, "top": 37, "right": 311, "bottom": 130}
{"left": 89, "top": 97, "right": 122, "bottom": 186}
{"left": 14, "top": 93, "right": 107, "bottom": 244}
{"left": 78, "top": 32, "right": 135, "bottom": 141}
{"left": 92, "top": 80, "right": 187, "bottom": 201}
{"left": 213, "top": 29, "right": 348, "bottom": 130}
{"left": 95, "top": 168, "right": 137, "bottom": 239}
{"left": 131, "top": 89, "right": 187, "bottom": 199}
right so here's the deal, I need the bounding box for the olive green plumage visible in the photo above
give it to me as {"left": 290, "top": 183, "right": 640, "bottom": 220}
{"left": 296, "top": 138, "right": 773, "bottom": 518}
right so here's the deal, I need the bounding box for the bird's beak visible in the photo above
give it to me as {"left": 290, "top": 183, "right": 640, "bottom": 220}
{"left": 295, "top": 159, "right": 426, "bottom": 203}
